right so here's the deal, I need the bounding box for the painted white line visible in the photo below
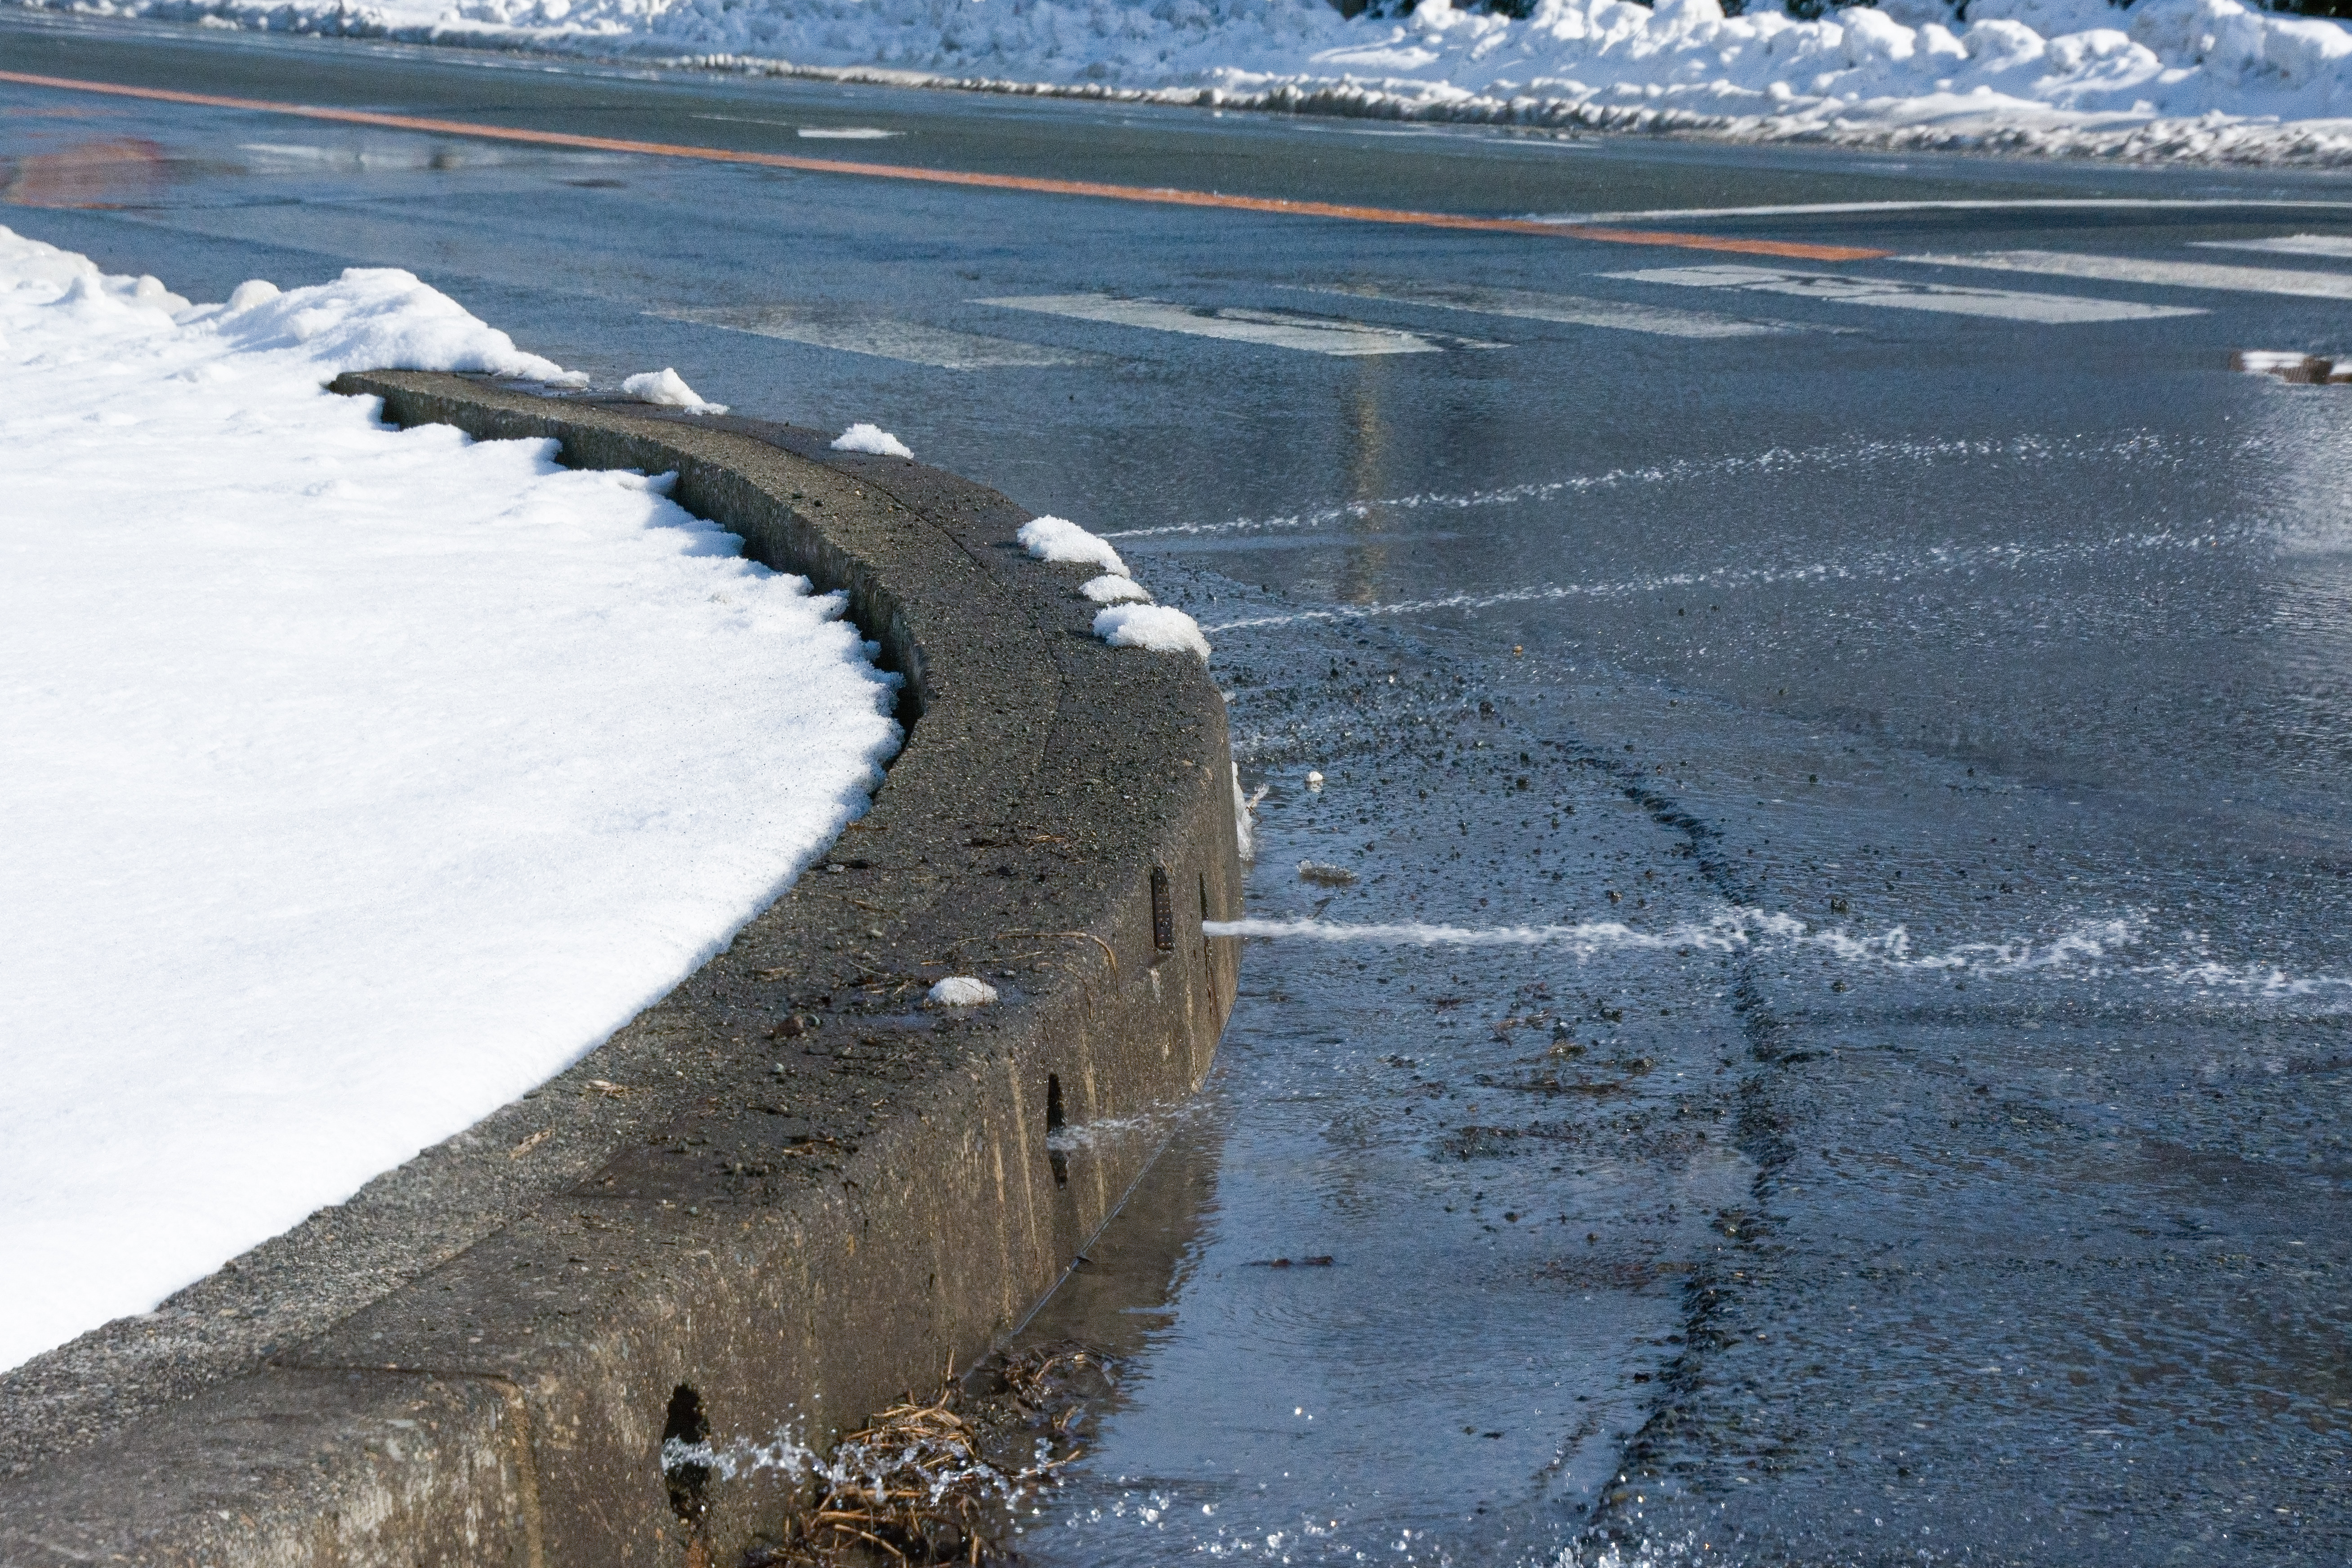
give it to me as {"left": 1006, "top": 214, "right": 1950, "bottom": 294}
{"left": 2191, "top": 233, "right": 2352, "bottom": 260}
{"left": 975, "top": 293, "right": 1482, "bottom": 356}
{"left": 1541, "top": 199, "right": 2352, "bottom": 223}
{"left": 651, "top": 305, "right": 1095, "bottom": 369}
{"left": 1605, "top": 264, "right": 2200, "bottom": 324}
{"left": 1292, "top": 280, "right": 1788, "bottom": 339}
{"left": 797, "top": 127, "right": 899, "bottom": 140}
{"left": 1904, "top": 249, "right": 2352, "bottom": 300}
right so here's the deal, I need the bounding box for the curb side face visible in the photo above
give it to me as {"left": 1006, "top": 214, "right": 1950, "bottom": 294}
{"left": 0, "top": 371, "right": 1243, "bottom": 1568}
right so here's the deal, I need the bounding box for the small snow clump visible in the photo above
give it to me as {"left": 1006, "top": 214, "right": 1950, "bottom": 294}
{"left": 1082, "top": 574, "right": 1150, "bottom": 604}
{"left": 1092, "top": 603, "right": 1209, "bottom": 661}
{"left": 928, "top": 976, "right": 999, "bottom": 1007}
{"left": 1018, "top": 515, "right": 1127, "bottom": 576}
{"left": 622, "top": 368, "right": 728, "bottom": 412}
{"left": 1231, "top": 764, "right": 1265, "bottom": 862}
{"left": 832, "top": 422, "right": 912, "bottom": 458}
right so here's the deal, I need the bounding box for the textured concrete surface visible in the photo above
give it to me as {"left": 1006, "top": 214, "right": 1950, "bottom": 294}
{"left": 0, "top": 373, "right": 1241, "bottom": 1566}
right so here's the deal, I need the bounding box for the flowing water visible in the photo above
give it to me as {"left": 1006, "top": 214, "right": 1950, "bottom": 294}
{"left": 997, "top": 385, "right": 2352, "bottom": 1566}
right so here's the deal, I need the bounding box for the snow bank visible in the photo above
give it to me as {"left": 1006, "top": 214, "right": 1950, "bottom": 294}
{"left": 624, "top": 366, "right": 726, "bottom": 411}
{"left": 41, "top": 0, "right": 2352, "bottom": 163}
{"left": 1094, "top": 602, "right": 1213, "bottom": 659}
{"left": 0, "top": 228, "right": 902, "bottom": 1374}
{"left": 831, "top": 421, "right": 913, "bottom": 457}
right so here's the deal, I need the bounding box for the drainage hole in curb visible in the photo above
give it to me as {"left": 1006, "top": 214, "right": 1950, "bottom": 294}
{"left": 663, "top": 1383, "right": 711, "bottom": 1522}
{"left": 1047, "top": 1072, "right": 1068, "bottom": 1190}
{"left": 1151, "top": 864, "right": 1175, "bottom": 952}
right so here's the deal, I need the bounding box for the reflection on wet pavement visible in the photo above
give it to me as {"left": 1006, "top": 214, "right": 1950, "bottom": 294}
{"left": 2, "top": 135, "right": 164, "bottom": 207}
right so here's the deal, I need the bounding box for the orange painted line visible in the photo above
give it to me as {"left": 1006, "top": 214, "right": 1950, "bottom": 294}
{"left": 0, "top": 69, "right": 1891, "bottom": 262}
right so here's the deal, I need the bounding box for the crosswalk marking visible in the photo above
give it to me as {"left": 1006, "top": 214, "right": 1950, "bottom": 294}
{"left": 1291, "top": 280, "right": 1789, "bottom": 340}
{"left": 1604, "top": 264, "right": 2201, "bottom": 324}
{"left": 1903, "top": 249, "right": 2352, "bottom": 301}
{"left": 975, "top": 294, "right": 1499, "bottom": 356}
{"left": 651, "top": 306, "right": 1094, "bottom": 369}
{"left": 2192, "top": 234, "right": 2352, "bottom": 260}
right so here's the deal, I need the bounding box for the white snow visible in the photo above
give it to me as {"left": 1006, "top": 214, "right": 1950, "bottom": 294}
{"left": 1018, "top": 514, "right": 1128, "bottom": 575}
{"left": 60, "top": 0, "right": 2352, "bottom": 163}
{"left": 927, "top": 975, "right": 1001, "bottom": 1006}
{"left": 831, "top": 421, "right": 913, "bottom": 458}
{"left": 623, "top": 366, "right": 727, "bottom": 412}
{"left": 0, "top": 228, "right": 902, "bottom": 1375}
{"left": 1081, "top": 573, "right": 1152, "bottom": 603}
{"left": 1231, "top": 764, "right": 1266, "bottom": 861}
{"left": 1093, "top": 602, "right": 1213, "bottom": 660}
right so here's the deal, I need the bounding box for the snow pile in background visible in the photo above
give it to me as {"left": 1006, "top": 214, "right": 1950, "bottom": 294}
{"left": 0, "top": 227, "right": 902, "bottom": 1374}
{"left": 832, "top": 421, "right": 913, "bottom": 457}
{"left": 1095, "top": 602, "right": 1213, "bottom": 659}
{"left": 624, "top": 366, "right": 727, "bottom": 411}
{"left": 34, "top": 0, "right": 2352, "bottom": 163}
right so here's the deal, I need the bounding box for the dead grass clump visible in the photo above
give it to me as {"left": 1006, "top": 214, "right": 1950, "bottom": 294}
{"left": 747, "top": 1366, "right": 1082, "bottom": 1568}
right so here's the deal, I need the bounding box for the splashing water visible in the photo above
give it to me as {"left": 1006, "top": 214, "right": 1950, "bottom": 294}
{"left": 1102, "top": 432, "right": 2205, "bottom": 543}
{"left": 1205, "top": 908, "right": 2352, "bottom": 1002}
{"left": 1198, "top": 529, "right": 2233, "bottom": 634}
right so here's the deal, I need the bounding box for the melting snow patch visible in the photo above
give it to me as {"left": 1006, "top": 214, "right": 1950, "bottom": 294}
{"left": 0, "top": 228, "right": 902, "bottom": 1375}
{"left": 1082, "top": 573, "right": 1152, "bottom": 603}
{"left": 927, "top": 976, "right": 1000, "bottom": 1007}
{"left": 831, "top": 421, "right": 913, "bottom": 457}
{"left": 1017, "top": 514, "right": 1128, "bottom": 575}
{"left": 622, "top": 366, "right": 727, "bottom": 412}
{"left": 1093, "top": 603, "right": 1211, "bottom": 660}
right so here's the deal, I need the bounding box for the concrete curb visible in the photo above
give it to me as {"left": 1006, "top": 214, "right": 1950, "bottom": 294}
{"left": 0, "top": 373, "right": 1241, "bottom": 1566}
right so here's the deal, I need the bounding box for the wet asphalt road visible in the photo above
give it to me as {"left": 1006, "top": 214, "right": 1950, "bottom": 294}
{"left": 5, "top": 11, "right": 2349, "bottom": 1563}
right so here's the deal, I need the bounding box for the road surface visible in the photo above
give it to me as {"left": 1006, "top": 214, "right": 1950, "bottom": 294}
{"left": 4, "top": 12, "right": 2347, "bottom": 1562}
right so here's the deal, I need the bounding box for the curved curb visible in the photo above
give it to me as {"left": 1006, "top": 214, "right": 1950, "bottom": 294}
{"left": 0, "top": 373, "right": 1242, "bottom": 1566}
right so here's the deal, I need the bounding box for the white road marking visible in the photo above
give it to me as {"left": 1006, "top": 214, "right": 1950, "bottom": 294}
{"left": 1542, "top": 199, "right": 2352, "bottom": 222}
{"left": 1292, "top": 280, "right": 1788, "bottom": 339}
{"left": 976, "top": 293, "right": 1488, "bottom": 355}
{"left": 1605, "top": 264, "right": 2200, "bottom": 324}
{"left": 652, "top": 305, "right": 1095, "bottom": 368}
{"left": 1904, "top": 249, "right": 2352, "bottom": 300}
{"left": 2192, "top": 233, "right": 2352, "bottom": 260}
{"left": 796, "top": 127, "right": 899, "bottom": 139}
